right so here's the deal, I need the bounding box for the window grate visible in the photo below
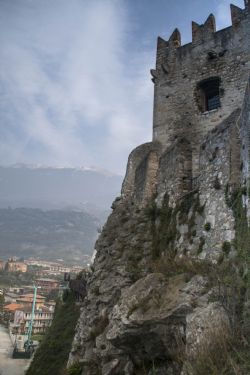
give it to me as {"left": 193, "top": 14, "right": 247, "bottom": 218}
{"left": 197, "top": 77, "right": 221, "bottom": 112}
{"left": 207, "top": 94, "right": 220, "bottom": 111}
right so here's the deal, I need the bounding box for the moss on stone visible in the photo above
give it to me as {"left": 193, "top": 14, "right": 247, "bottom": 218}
{"left": 197, "top": 237, "right": 205, "bottom": 254}
{"left": 222, "top": 241, "right": 231, "bottom": 255}
{"left": 147, "top": 192, "right": 205, "bottom": 261}
{"left": 204, "top": 222, "right": 211, "bottom": 231}
{"left": 146, "top": 193, "right": 177, "bottom": 260}
{"left": 67, "top": 362, "right": 83, "bottom": 375}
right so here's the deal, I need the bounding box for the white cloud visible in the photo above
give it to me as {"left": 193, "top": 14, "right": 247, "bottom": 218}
{"left": 0, "top": 0, "right": 153, "bottom": 174}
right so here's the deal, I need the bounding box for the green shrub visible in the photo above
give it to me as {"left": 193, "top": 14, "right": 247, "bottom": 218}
{"left": 151, "top": 256, "right": 213, "bottom": 280}
{"left": 222, "top": 241, "right": 231, "bottom": 255}
{"left": 213, "top": 176, "right": 221, "bottom": 190}
{"left": 204, "top": 222, "right": 211, "bottom": 231}
{"left": 241, "top": 186, "right": 247, "bottom": 195}
{"left": 26, "top": 291, "right": 80, "bottom": 375}
{"left": 67, "top": 361, "right": 83, "bottom": 375}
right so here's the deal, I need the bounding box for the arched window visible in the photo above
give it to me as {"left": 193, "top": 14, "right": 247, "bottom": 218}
{"left": 197, "top": 77, "right": 221, "bottom": 112}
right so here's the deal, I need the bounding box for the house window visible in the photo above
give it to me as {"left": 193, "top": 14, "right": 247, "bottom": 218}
{"left": 196, "top": 77, "right": 221, "bottom": 112}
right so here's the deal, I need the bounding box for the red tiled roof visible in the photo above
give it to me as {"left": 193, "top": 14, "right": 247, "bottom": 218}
{"left": 4, "top": 303, "right": 24, "bottom": 312}
{"left": 36, "top": 278, "right": 59, "bottom": 283}
{"left": 19, "top": 293, "right": 45, "bottom": 299}
{"left": 16, "top": 305, "right": 53, "bottom": 313}
{"left": 16, "top": 298, "right": 44, "bottom": 304}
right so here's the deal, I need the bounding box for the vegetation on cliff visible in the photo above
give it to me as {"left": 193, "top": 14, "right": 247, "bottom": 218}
{"left": 26, "top": 291, "right": 80, "bottom": 375}
{"left": 172, "top": 190, "right": 250, "bottom": 374}
{"left": 138, "top": 189, "right": 250, "bottom": 374}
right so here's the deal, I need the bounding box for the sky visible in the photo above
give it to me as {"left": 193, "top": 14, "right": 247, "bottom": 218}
{"left": 0, "top": 0, "right": 245, "bottom": 175}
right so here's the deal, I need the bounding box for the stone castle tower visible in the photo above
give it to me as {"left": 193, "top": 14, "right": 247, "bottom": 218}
{"left": 68, "top": 3, "right": 250, "bottom": 374}
{"left": 123, "top": 1, "right": 250, "bottom": 205}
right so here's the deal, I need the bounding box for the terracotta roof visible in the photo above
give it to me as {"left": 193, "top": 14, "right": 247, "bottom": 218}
{"left": 19, "top": 293, "right": 45, "bottom": 299}
{"left": 36, "top": 278, "right": 59, "bottom": 283}
{"left": 17, "top": 305, "right": 52, "bottom": 314}
{"left": 4, "top": 303, "right": 24, "bottom": 312}
{"left": 5, "top": 292, "right": 19, "bottom": 298}
{"left": 16, "top": 298, "right": 45, "bottom": 303}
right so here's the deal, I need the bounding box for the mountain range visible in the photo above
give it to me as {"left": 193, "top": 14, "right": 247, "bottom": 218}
{"left": 0, "top": 164, "right": 122, "bottom": 211}
{"left": 0, "top": 165, "right": 123, "bottom": 264}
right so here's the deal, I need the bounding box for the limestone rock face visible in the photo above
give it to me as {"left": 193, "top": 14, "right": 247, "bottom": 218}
{"left": 68, "top": 199, "right": 156, "bottom": 374}
{"left": 67, "top": 189, "right": 232, "bottom": 374}
{"left": 106, "top": 274, "right": 204, "bottom": 359}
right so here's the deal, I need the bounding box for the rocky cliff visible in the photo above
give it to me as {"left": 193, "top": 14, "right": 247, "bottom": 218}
{"left": 67, "top": 80, "right": 250, "bottom": 375}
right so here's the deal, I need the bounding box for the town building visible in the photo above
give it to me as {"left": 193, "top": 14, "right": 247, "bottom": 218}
{"left": 16, "top": 294, "right": 46, "bottom": 309}
{"left": 35, "top": 278, "right": 60, "bottom": 294}
{"left": 7, "top": 287, "right": 25, "bottom": 294}
{"left": 5, "top": 259, "right": 27, "bottom": 273}
{"left": 4, "top": 292, "right": 20, "bottom": 304}
{"left": 3, "top": 303, "right": 24, "bottom": 323}
{"left": 0, "top": 259, "right": 5, "bottom": 270}
{"left": 25, "top": 259, "right": 84, "bottom": 276}
{"left": 13, "top": 305, "right": 54, "bottom": 335}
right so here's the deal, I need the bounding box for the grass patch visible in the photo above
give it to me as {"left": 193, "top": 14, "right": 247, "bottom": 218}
{"left": 150, "top": 256, "right": 213, "bottom": 282}
{"left": 184, "top": 324, "right": 243, "bottom": 375}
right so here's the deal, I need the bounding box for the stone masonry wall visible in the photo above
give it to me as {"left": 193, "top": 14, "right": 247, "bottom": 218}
{"left": 121, "top": 142, "right": 161, "bottom": 203}
{"left": 152, "top": 3, "right": 250, "bottom": 176}
{"left": 135, "top": 150, "right": 159, "bottom": 205}
{"left": 149, "top": 109, "right": 242, "bottom": 263}
{"left": 156, "top": 138, "right": 192, "bottom": 206}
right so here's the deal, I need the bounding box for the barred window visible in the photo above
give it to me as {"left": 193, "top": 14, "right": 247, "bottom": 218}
{"left": 196, "top": 77, "right": 221, "bottom": 112}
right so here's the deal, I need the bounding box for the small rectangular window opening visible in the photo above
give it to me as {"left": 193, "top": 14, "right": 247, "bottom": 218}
{"left": 206, "top": 85, "right": 220, "bottom": 111}
{"left": 199, "top": 78, "right": 221, "bottom": 112}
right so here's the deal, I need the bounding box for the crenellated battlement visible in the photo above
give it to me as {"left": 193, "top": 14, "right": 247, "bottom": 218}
{"left": 192, "top": 14, "right": 216, "bottom": 43}
{"left": 153, "top": 1, "right": 249, "bottom": 73}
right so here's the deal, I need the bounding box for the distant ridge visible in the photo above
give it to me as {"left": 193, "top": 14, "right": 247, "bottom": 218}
{"left": 0, "top": 207, "right": 98, "bottom": 264}
{"left": 0, "top": 164, "right": 123, "bottom": 211}
{"left": 8, "top": 163, "right": 120, "bottom": 177}
{"left": 0, "top": 164, "right": 123, "bottom": 263}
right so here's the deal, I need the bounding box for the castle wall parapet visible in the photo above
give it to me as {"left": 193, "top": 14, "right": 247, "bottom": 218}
{"left": 121, "top": 142, "right": 162, "bottom": 206}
